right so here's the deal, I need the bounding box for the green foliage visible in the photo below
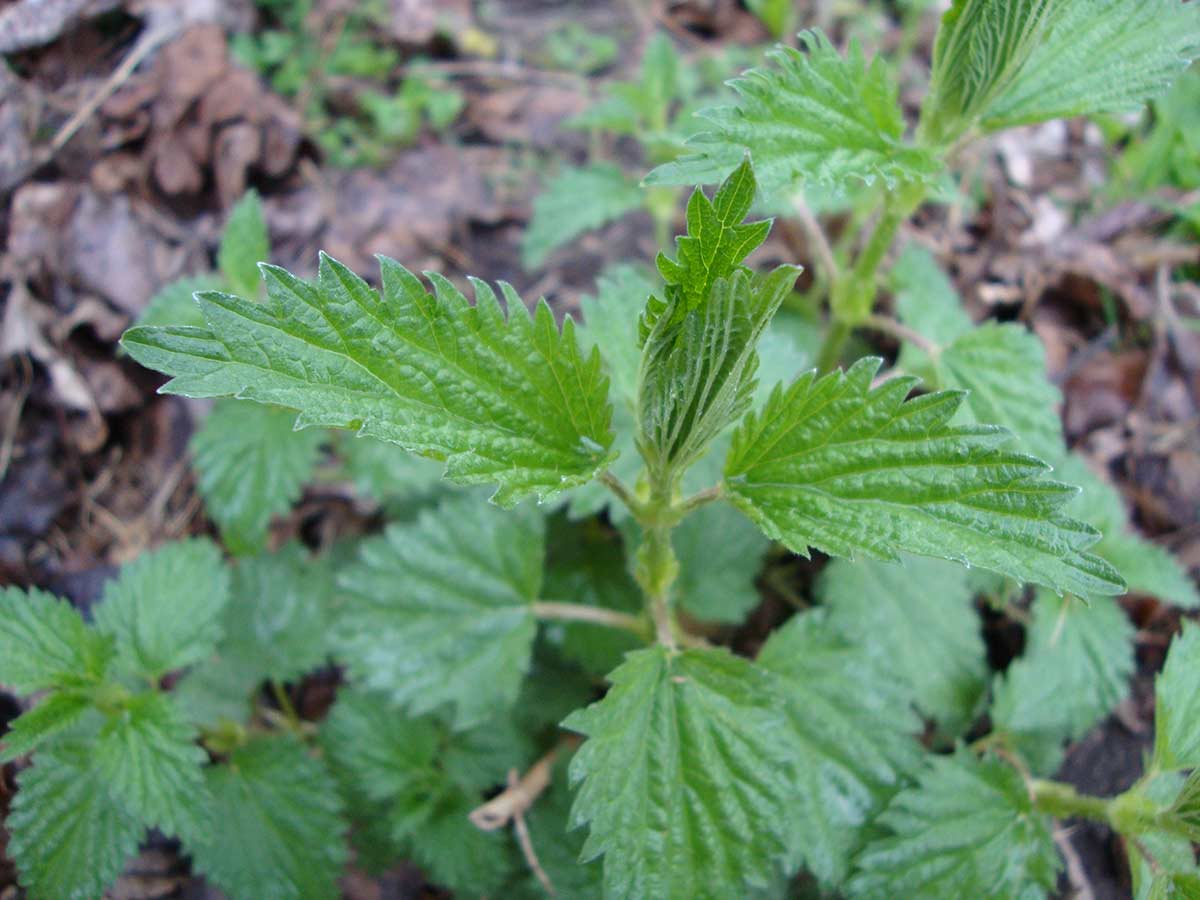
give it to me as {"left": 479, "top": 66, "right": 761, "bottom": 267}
{"left": 93, "top": 539, "right": 230, "bottom": 680}
{"left": 190, "top": 400, "right": 326, "bottom": 555}
{"left": 183, "top": 735, "right": 348, "bottom": 900}
{"left": 820, "top": 555, "right": 986, "bottom": 732}
{"left": 724, "top": 357, "right": 1124, "bottom": 596}
{"left": 849, "top": 749, "right": 1061, "bottom": 899}
{"left": 992, "top": 591, "right": 1134, "bottom": 773}
{"left": 672, "top": 503, "right": 769, "bottom": 624}
{"left": 757, "top": 611, "right": 923, "bottom": 884}
{"left": 336, "top": 495, "right": 543, "bottom": 728}
{"left": 563, "top": 646, "right": 796, "bottom": 899}
{"left": 218, "top": 191, "right": 270, "bottom": 300}
{"left": 122, "top": 254, "right": 615, "bottom": 507}
{"left": 0, "top": 587, "right": 112, "bottom": 693}
{"left": 1153, "top": 622, "right": 1200, "bottom": 770}
{"left": 646, "top": 31, "right": 940, "bottom": 201}
{"left": 521, "top": 164, "right": 645, "bottom": 269}
{"left": 7, "top": 740, "right": 145, "bottom": 900}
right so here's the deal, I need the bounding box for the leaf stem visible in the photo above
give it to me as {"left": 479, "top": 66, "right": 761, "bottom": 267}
{"left": 600, "top": 470, "right": 646, "bottom": 518}
{"left": 532, "top": 602, "right": 650, "bottom": 639}
{"left": 862, "top": 313, "right": 940, "bottom": 358}
{"left": 815, "top": 319, "right": 853, "bottom": 373}
{"left": 1029, "top": 780, "right": 1113, "bottom": 824}
{"left": 673, "top": 483, "right": 723, "bottom": 518}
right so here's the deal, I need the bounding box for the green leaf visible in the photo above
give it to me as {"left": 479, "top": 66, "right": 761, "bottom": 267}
{"left": 992, "top": 591, "right": 1134, "bottom": 774}
{"left": 891, "top": 244, "right": 972, "bottom": 359}
{"left": 336, "top": 494, "right": 542, "bottom": 728}
{"left": 542, "top": 516, "right": 644, "bottom": 676}
{"left": 921, "top": 0, "right": 1057, "bottom": 144}
{"left": 222, "top": 543, "right": 336, "bottom": 682}
{"left": 513, "top": 758, "right": 603, "bottom": 899}
{"left": 820, "top": 555, "right": 986, "bottom": 732}
{"left": 218, "top": 190, "right": 270, "bottom": 299}
{"left": 171, "top": 649, "right": 262, "bottom": 729}
{"left": 1153, "top": 622, "right": 1200, "bottom": 770}
{"left": 191, "top": 400, "right": 326, "bottom": 555}
{"left": 646, "top": 32, "right": 939, "bottom": 200}
{"left": 757, "top": 610, "right": 923, "bottom": 884}
{"left": 723, "top": 357, "right": 1125, "bottom": 597}
{"left": 1131, "top": 773, "right": 1200, "bottom": 900}
{"left": 94, "top": 692, "right": 209, "bottom": 837}
{"left": 0, "top": 587, "right": 112, "bottom": 693}
{"left": 673, "top": 503, "right": 769, "bottom": 624}
{"left": 135, "top": 275, "right": 224, "bottom": 330}
{"left": 977, "top": 0, "right": 1200, "bottom": 133}
{"left": 0, "top": 691, "right": 92, "bottom": 762}
{"left": 122, "top": 253, "right": 615, "bottom": 507}
{"left": 1165, "top": 769, "right": 1200, "bottom": 843}
{"left": 638, "top": 162, "right": 799, "bottom": 482}
{"left": 93, "top": 539, "right": 230, "bottom": 680}
{"left": 335, "top": 432, "right": 444, "bottom": 504}
{"left": 7, "top": 741, "right": 144, "bottom": 900}
{"left": 183, "top": 735, "right": 348, "bottom": 900}
{"left": 408, "top": 793, "right": 516, "bottom": 895}
{"left": 566, "top": 264, "right": 656, "bottom": 519}
{"left": 940, "top": 323, "right": 1066, "bottom": 465}
{"left": 521, "top": 164, "right": 645, "bottom": 269}
{"left": 563, "top": 645, "right": 796, "bottom": 899}
{"left": 1056, "top": 454, "right": 1199, "bottom": 608}
{"left": 849, "top": 748, "right": 1060, "bottom": 899}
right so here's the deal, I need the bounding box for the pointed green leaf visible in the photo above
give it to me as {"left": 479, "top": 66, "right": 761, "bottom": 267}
{"left": 1165, "top": 769, "right": 1200, "bottom": 843}
{"left": 0, "top": 691, "right": 92, "bottom": 762}
{"left": 191, "top": 400, "right": 326, "bottom": 555}
{"left": 723, "top": 357, "right": 1125, "bottom": 597}
{"left": 336, "top": 494, "right": 542, "bottom": 728}
{"left": 121, "top": 253, "right": 615, "bottom": 507}
{"left": 849, "top": 748, "right": 1060, "bottom": 899}
{"left": 521, "top": 164, "right": 645, "bottom": 269}
{"left": 646, "top": 32, "right": 939, "bottom": 199}
{"left": 0, "top": 587, "right": 112, "bottom": 693}
{"left": 93, "top": 539, "right": 230, "bottom": 680}
{"left": 673, "top": 503, "right": 769, "bottom": 624}
{"left": 218, "top": 190, "right": 270, "bottom": 299}
{"left": 408, "top": 793, "right": 516, "bottom": 894}
{"left": 757, "top": 610, "right": 923, "bottom": 884}
{"left": 135, "top": 274, "right": 224, "bottom": 330}
{"left": 992, "top": 590, "right": 1134, "bottom": 774}
{"left": 820, "top": 555, "right": 986, "bottom": 732}
{"left": 638, "top": 165, "right": 799, "bottom": 481}
{"left": 921, "top": 0, "right": 1057, "bottom": 144}
{"left": 978, "top": 0, "right": 1200, "bottom": 132}
{"left": 940, "top": 323, "right": 1066, "bottom": 465}
{"left": 93, "top": 692, "right": 209, "bottom": 838}
{"left": 1153, "top": 623, "right": 1200, "bottom": 770}
{"left": 1131, "top": 773, "right": 1200, "bottom": 900}
{"left": 222, "top": 543, "right": 336, "bottom": 682}
{"left": 183, "top": 735, "right": 348, "bottom": 900}
{"left": 563, "top": 646, "right": 796, "bottom": 900}
{"left": 7, "top": 741, "right": 144, "bottom": 900}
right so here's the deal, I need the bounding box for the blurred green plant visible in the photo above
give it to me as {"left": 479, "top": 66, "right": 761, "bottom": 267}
{"left": 231, "top": 0, "right": 463, "bottom": 167}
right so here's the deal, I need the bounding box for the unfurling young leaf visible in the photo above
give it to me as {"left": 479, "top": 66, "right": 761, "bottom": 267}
{"left": 637, "top": 160, "right": 800, "bottom": 483}
{"left": 121, "top": 253, "right": 615, "bottom": 507}
{"left": 336, "top": 494, "right": 543, "bottom": 728}
{"left": 563, "top": 646, "right": 796, "bottom": 900}
{"left": 645, "top": 31, "right": 939, "bottom": 201}
{"left": 724, "top": 357, "right": 1124, "bottom": 597}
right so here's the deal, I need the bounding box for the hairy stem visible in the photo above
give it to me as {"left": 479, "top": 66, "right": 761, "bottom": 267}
{"left": 1030, "top": 780, "right": 1113, "bottom": 824}
{"left": 674, "top": 483, "right": 723, "bottom": 517}
{"left": 600, "top": 470, "right": 646, "bottom": 518}
{"left": 532, "top": 602, "right": 650, "bottom": 638}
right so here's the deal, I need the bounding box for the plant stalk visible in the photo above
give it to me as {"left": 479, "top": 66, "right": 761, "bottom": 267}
{"left": 1030, "top": 780, "right": 1114, "bottom": 824}
{"left": 531, "top": 602, "right": 650, "bottom": 638}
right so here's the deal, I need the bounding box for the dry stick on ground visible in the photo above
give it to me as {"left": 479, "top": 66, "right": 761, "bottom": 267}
{"left": 469, "top": 740, "right": 582, "bottom": 894}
